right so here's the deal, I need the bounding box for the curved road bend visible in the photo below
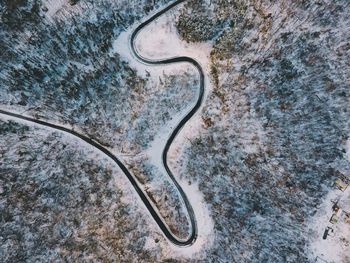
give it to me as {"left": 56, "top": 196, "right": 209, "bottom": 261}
{"left": 0, "top": 0, "right": 204, "bottom": 246}
{"left": 131, "top": 0, "right": 205, "bottom": 247}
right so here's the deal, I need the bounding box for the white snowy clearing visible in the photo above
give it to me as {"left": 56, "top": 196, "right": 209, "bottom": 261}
{"left": 307, "top": 187, "right": 350, "bottom": 263}
{"left": 42, "top": 0, "right": 70, "bottom": 19}
{"left": 307, "top": 138, "right": 350, "bottom": 263}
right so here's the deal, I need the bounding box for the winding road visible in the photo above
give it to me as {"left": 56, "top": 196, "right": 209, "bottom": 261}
{"left": 0, "top": 0, "right": 204, "bottom": 247}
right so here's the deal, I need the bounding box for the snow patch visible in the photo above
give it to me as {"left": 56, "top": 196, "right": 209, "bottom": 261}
{"left": 42, "top": 0, "right": 67, "bottom": 19}
{"left": 135, "top": 6, "right": 212, "bottom": 70}
{"left": 112, "top": 28, "right": 197, "bottom": 79}
{"left": 307, "top": 186, "right": 350, "bottom": 263}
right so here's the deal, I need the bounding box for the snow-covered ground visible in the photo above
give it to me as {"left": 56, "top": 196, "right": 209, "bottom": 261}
{"left": 143, "top": 180, "right": 214, "bottom": 260}
{"left": 135, "top": 6, "right": 212, "bottom": 68}
{"left": 0, "top": 117, "right": 169, "bottom": 262}
{"left": 307, "top": 187, "right": 350, "bottom": 263}
{"left": 307, "top": 139, "right": 350, "bottom": 263}
{"left": 111, "top": 2, "right": 215, "bottom": 257}
{"left": 3, "top": 0, "right": 349, "bottom": 261}
{"left": 1, "top": 0, "right": 213, "bottom": 256}
{"left": 112, "top": 1, "right": 212, "bottom": 91}
{"left": 130, "top": 3, "right": 216, "bottom": 181}
{"left": 42, "top": 0, "right": 70, "bottom": 19}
